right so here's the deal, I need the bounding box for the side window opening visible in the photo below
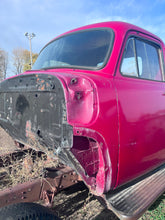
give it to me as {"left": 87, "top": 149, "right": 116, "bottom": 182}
{"left": 136, "top": 39, "right": 162, "bottom": 81}
{"left": 121, "top": 38, "right": 138, "bottom": 77}
{"left": 121, "top": 37, "right": 162, "bottom": 81}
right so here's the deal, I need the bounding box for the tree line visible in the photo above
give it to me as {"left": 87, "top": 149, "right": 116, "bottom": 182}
{"left": 0, "top": 48, "right": 38, "bottom": 81}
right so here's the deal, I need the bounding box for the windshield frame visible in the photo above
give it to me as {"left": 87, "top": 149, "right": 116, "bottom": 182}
{"left": 32, "top": 27, "right": 115, "bottom": 71}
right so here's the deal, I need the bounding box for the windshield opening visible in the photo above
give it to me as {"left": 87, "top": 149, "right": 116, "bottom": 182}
{"left": 32, "top": 28, "right": 114, "bottom": 70}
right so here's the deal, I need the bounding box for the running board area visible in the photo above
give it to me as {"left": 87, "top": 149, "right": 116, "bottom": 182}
{"left": 104, "top": 164, "right": 165, "bottom": 220}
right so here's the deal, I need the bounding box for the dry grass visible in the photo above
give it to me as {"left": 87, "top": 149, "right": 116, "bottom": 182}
{"left": 0, "top": 127, "right": 17, "bottom": 154}
{"left": 0, "top": 127, "right": 60, "bottom": 190}
{"left": 0, "top": 150, "right": 55, "bottom": 189}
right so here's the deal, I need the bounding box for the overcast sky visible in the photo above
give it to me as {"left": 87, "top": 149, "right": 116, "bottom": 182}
{"left": 1, "top": 0, "right": 165, "bottom": 74}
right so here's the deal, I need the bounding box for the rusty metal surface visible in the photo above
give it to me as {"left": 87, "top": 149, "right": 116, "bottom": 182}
{"left": 0, "top": 124, "right": 79, "bottom": 209}
{"left": 0, "top": 74, "right": 73, "bottom": 153}
{"left": 0, "top": 179, "right": 42, "bottom": 208}
{"left": 0, "top": 164, "right": 79, "bottom": 208}
{"left": 40, "top": 166, "right": 79, "bottom": 206}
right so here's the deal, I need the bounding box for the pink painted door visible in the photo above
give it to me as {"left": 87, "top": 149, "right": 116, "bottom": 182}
{"left": 114, "top": 36, "right": 165, "bottom": 187}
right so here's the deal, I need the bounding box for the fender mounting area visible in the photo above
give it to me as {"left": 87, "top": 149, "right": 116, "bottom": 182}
{"left": 0, "top": 74, "right": 73, "bottom": 153}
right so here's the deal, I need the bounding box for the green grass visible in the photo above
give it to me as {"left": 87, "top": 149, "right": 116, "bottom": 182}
{"left": 140, "top": 193, "right": 165, "bottom": 220}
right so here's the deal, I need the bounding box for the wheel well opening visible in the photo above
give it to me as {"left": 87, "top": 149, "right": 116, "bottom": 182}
{"left": 71, "top": 136, "right": 100, "bottom": 177}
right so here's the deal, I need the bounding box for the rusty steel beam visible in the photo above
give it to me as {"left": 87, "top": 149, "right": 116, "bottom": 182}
{"left": 0, "top": 179, "right": 42, "bottom": 208}
{"left": 40, "top": 166, "right": 80, "bottom": 206}
{"left": 0, "top": 165, "right": 80, "bottom": 208}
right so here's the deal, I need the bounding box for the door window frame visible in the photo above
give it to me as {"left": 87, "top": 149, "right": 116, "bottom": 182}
{"left": 120, "top": 35, "right": 165, "bottom": 82}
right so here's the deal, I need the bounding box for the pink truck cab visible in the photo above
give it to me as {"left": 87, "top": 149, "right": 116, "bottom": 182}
{"left": 0, "top": 22, "right": 164, "bottom": 219}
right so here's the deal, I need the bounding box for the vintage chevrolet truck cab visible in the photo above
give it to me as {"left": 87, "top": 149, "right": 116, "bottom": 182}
{"left": 0, "top": 22, "right": 164, "bottom": 219}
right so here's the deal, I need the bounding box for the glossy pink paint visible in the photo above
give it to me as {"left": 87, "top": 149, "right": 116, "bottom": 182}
{"left": 21, "top": 22, "right": 165, "bottom": 193}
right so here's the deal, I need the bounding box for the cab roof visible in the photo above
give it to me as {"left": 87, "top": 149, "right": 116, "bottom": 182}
{"left": 55, "top": 21, "right": 162, "bottom": 43}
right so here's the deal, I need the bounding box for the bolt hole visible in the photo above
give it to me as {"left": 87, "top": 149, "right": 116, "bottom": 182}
{"left": 71, "top": 78, "right": 77, "bottom": 84}
{"left": 50, "top": 84, "right": 55, "bottom": 89}
{"left": 37, "top": 130, "right": 42, "bottom": 138}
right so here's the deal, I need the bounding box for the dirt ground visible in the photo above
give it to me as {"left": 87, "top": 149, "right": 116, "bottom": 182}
{"left": 50, "top": 182, "right": 165, "bottom": 220}
{"left": 51, "top": 182, "right": 119, "bottom": 220}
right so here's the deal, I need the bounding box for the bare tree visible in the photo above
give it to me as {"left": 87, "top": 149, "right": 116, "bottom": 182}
{"left": 12, "top": 47, "right": 24, "bottom": 75}
{"left": 0, "top": 49, "right": 8, "bottom": 80}
{"left": 12, "top": 48, "right": 38, "bottom": 74}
